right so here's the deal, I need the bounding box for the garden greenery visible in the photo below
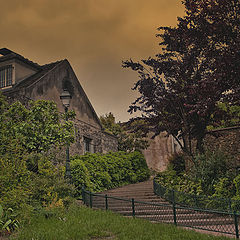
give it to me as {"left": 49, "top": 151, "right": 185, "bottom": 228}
{"left": 155, "top": 151, "right": 240, "bottom": 211}
{"left": 0, "top": 93, "right": 150, "bottom": 233}
{"left": 71, "top": 151, "right": 150, "bottom": 196}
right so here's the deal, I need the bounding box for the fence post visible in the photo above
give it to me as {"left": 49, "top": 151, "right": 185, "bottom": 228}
{"left": 153, "top": 179, "right": 156, "bottom": 194}
{"left": 234, "top": 211, "right": 239, "bottom": 239}
{"left": 132, "top": 198, "right": 135, "bottom": 217}
{"left": 194, "top": 194, "right": 198, "bottom": 208}
{"left": 90, "top": 192, "right": 93, "bottom": 208}
{"left": 105, "top": 194, "right": 108, "bottom": 210}
{"left": 82, "top": 186, "right": 85, "bottom": 205}
{"left": 229, "top": 198, "right": 232, "bottom": 213}
{"left": 171, "top": 189, "right": 175, "bottom": 204}
{"left": 172, "top": 190, "right": 177, "bottom": 226}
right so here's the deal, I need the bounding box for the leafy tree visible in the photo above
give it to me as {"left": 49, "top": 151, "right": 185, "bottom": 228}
{"left": 123, "top": 0, "right": 240, "bottom": 159}
{"left": 100, "top": 112, "right": 149, "bottom": 152}
{"left": 0, "top": 93, "right": 75, "bottom": 155}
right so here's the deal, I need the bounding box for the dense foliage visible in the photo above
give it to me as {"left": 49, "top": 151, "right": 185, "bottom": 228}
{"left": 208, "top": 103, "right": 240, "bottom": 130}
{"left": 71, "top": 151, "right": 150, "bottom": 196}
{"left": 123, "top": 0, "right": 240, "bottom": 158}
{"left": 100, "top": 112, "right": 149, "bottom": 152}
{"left": 0, "top": 93, "right": 151, "bottom": 236}
{"left": 155, "top": 151, "right": 240, "bottom": 211}
{"left": 0, "top": 93, "right": 76, "bottom": 219}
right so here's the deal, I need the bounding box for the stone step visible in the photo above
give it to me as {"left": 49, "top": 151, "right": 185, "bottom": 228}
{"left": 92, "top": 203, "right": 173, "bottom": 211}
{"left": 91, "top": 200, "right": 168, "bottom": 207}
{"left": 92, "top": 197, "right": 167, "bottom": 204}
{"left": 137, "top": 215, "right": 233, "bottom": 226}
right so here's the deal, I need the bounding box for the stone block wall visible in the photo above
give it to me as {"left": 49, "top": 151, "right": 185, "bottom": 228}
{"left": 70, "top": 119, "right": 117, "bottom": 155}
{"left": 204, "top": 127, "right": 240, "bottom": 168}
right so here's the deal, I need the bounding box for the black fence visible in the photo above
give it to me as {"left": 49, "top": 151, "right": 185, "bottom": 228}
{"left": 82, "top": 187, "right": 240, "bottom": 238}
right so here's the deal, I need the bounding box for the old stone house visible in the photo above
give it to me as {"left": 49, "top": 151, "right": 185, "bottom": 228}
{"left": 0, "top": 48, "right": 117, "bottom": 154}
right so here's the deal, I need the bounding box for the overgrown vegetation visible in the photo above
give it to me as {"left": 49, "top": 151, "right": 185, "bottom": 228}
{"left": 155, "top": 151, "right": 240, "bottom": 211}
{"left": 0, "top": 93, "right": 76, "bottom": 217}
{"left": 11, "top": 205, "right": 229, "bottom": 240}
{"left": 71, "top": 151, "right": 150, "bottom": 196}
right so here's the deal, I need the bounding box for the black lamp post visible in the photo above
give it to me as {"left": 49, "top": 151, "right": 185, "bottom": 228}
{"left": 60, "top": 89, "right": 72, "bottom": 180}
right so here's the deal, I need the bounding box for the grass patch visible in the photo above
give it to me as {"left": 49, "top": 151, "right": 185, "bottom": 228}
{"left": 11, "top": 205, "right": 230, "bottom": 240}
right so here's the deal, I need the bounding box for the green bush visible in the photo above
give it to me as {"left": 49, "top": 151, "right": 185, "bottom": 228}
{"left": 168, "top": 152, "right": 186, "bottom": 174}
{"left": 0, "top": 151, "right": 75, "bottom": 218}
{"left": 155, "top": 150, "right": 240, "bottom": 211}
{"left": 191, "top": 150, "right": 230, "bottom": 194}
{"left": 71, "top": 151, "right": 150, "bottom": 196}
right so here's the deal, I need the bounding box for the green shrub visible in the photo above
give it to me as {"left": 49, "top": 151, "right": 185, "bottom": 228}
{"left": 155, "top": 150, "right": 240, "bottom": 211}
{"left": 70, "top": 158, "right": 93, "bottom": 196}
{"left": 0, "top": 150, "right": 75, "bottom": 217}
{"left": 71, "top": 151, "right": 150, "bottom": 195}
{"left": 192, "top": 150, "right": 231, "bottom": 194}
{"left": 168, "top": 152, "right": 186, "bottom": 174}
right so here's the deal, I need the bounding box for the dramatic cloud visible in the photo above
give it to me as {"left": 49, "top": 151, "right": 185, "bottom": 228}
{"left": 0, "top": 0, "right": 184, "bottom": 121}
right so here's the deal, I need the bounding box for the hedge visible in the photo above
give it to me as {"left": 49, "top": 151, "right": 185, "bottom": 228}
{"left": 70, "top": 151, "right": 150, "bottom": 196}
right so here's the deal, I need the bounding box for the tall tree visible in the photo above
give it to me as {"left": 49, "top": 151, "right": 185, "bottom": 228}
{"left": 100, "top": 112, "right": 149, "bottom": 152}
{"left": 123, "top": 0, "right": 240, "bottom": 159}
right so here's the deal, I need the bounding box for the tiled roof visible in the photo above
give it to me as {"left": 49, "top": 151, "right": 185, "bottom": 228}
{"left": 0, "top": 48, "right": 41, "bottom": 70}
{"left": 0, "top": 48, "right": 64, "bottom": 93}
{"left": 15, "top": 60, "right": 64, "bottom": 89}
{"left": 3, "top": 60, "right": 64, "bottom": 94}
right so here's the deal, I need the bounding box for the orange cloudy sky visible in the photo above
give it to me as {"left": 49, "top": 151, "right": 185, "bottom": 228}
{"left": 1, "top": 0, "right": 184, "bottom": 122}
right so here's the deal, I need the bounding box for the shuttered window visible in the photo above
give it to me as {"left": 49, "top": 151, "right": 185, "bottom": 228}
{"left": 83, "top": 137, "right": 95, "bottom": 154}
{"left": 0, "top": 65, "right": 13, "bottom": 88}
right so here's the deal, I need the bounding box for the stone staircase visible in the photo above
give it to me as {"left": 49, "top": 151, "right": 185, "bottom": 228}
{"left": 88, "top": 180, "right": 237, "bottom": 237}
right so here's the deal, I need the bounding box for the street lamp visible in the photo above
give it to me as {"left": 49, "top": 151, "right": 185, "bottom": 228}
{"left": 60, "top": 89, "right": 72, "bottom": 180}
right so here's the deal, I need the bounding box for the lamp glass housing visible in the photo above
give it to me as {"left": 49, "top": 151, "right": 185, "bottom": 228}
{"left": 60, "top": 90, "right": 72, "bottom": 108}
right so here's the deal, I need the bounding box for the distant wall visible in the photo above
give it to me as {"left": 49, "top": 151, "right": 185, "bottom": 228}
{"left": 142, "top": 132, "right": 180, "bottom": 172}
{"left": 143, "top": 127, "right": 240, "bottom": 173}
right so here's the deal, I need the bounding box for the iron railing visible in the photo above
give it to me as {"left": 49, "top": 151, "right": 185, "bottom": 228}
{"left": 82, "top": 187, "right": 240, "bottom": 238}
{"left": 153, "top": 179, "right": 240, "bottom": 213}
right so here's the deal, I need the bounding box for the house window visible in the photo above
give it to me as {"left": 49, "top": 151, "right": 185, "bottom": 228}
{"left": 83, "top": 137, "right": 94, "bottom": 154}
{"left": 0, "top": 65, "right": 13, "bottom": 88}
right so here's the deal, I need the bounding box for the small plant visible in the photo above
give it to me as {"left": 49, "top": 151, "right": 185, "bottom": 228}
{"left": 0, "top": 204, "right": 20, "bottom": 235}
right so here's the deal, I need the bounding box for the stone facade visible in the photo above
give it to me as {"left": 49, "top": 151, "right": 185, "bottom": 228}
{"left": 71, "top": 119, "right": 117, "bottom": 155}
{"left": 204, "top": 127, "right": 240, "bottom": 169}
{"left": 0, "top": 48, "right": 118, "bottom": 155}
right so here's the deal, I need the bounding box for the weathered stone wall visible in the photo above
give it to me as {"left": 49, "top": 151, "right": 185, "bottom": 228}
{"left": 144, "top": 127, "right": 240, "bottom": 173}
{"left": 142, "top": 132, "right": 180, "bottom": 172}
{"left": 70, "top": 119, "right": 117, "bottom": 155}
{"left": 101, "top": 131, "right": 118, "bottom": 153}
{"left": 204, "top": 127, "right": 240, "bottom": 168}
